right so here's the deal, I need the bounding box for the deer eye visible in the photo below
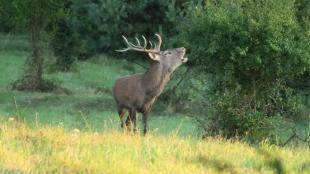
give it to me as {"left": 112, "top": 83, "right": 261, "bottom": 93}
{"left": 164, "top": 52, "right": 171, "bottom": 56}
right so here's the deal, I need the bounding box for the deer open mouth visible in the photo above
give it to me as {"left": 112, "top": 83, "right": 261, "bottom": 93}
{"left": 181, "top": 57, "right": 188, "bottom": 63}
{"left": 180, "top": 50, "right": 188, "bottom": 63}
{"left": 181, "top": 48, "right": 188, "bottom": 63}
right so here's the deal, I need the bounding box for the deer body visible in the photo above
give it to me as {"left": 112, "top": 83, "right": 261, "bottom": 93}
{"left": 114, "top": 63, "right": 171, "bottom": 112}
{"left": 113, "top": 34, "right": 187, "bottom": 134}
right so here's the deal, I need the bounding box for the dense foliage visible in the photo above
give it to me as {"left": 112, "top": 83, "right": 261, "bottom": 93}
{"left": 0, "top": 1, "right": 14, "bottom": 32}
{"left": 51, "top": 0, "right": 186, "bottom": 70}
{"left": 180, "top": 0, "right": 310, "bottom": 140}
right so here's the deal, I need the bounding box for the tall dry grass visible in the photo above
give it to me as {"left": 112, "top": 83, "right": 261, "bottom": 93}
{"left": 0, "top": 119, "right": 309, "bottom": 174}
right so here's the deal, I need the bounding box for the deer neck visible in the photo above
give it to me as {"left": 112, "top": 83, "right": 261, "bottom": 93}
{"left": 142, "top": 62, "right": 172, "bottom": 98}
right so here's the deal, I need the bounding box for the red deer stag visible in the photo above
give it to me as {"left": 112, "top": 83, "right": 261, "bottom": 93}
{"left": 113, "top": 34, "right": 187, "bottom": 134}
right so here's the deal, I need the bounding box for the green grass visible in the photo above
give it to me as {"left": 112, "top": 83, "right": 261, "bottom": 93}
{"left": 0, "top": 37, "right": 309, "bottom": 173}
{"left": 0, "top": 121, "right": 309, "bottom": 174}
{"left": 0, "top": 49, "right": 197, "bottom": 137}
{"left": 0, "top": 42, "right": 309, "bottom": 138}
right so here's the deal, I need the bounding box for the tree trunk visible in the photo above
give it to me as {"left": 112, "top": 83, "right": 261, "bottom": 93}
{"left": 29, "top": 24, "right": 43, "bottom": 89}
{"left": 10, "top": 20, "right": 47, "bottom": 91}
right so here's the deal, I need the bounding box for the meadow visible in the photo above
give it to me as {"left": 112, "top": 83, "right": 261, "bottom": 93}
{"left": 0, "top": 120, "right": 310, "bottom": 174}
{"left": 0, "top": 46, "right": 197, "bottom": 137}
{"left": 0, "top": 35, "right": 309, "bottom": 174}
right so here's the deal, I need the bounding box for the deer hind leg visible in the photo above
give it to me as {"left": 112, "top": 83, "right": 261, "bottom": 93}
{"left": 131, "top": 109, "right": 137, "bottom": 132}
{"left": 118, "top": 107, "right": 126, "bottom": 129}
{"left": 125, "top": 108, "right": 136, "bottom": 132}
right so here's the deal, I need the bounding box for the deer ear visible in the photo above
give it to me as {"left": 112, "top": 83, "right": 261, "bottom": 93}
{"left": 148, "top": 53, "right": 160, "bottom": 61}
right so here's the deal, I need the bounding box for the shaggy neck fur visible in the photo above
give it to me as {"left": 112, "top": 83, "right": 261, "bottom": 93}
{"left": 142, "top": 62, "right": 172, "bottom": 101}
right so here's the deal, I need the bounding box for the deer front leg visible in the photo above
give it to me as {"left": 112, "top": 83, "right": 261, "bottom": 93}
{"left": 142, "top": 111, "right": 149, "bottom": 135}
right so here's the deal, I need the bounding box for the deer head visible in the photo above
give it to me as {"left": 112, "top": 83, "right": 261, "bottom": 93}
{"left": 116, "top": 34, "right": 187, "bottom": 70}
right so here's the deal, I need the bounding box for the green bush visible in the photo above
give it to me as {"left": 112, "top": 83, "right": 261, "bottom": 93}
{"left": 180, "top": 0, "right": 310, "bottom": 140}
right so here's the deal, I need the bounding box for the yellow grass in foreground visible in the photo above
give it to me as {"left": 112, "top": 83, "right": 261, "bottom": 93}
{"left": 0, "top": 121, "right": 309, "bottom": 174}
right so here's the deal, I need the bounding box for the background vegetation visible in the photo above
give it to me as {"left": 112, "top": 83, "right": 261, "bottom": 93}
{"left": 0, "top": 0, "right": 309, "bottom": 173}
{"left": 180, "top": 0, "right": 310, "bottom": 141}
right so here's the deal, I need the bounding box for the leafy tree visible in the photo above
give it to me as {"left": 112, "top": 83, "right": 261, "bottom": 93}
{"left": 3, "top": 0, "right": 65, "bottom": 91}
{"left": 180, "top": 0, "right": 310, "bottom": 140}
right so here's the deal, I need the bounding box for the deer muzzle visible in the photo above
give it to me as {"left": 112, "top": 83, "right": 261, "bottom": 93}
{"left": 179, "top": 47, "right": 188, "bottom": 63}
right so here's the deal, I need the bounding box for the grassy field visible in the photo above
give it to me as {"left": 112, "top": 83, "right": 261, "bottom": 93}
{"left": 0, "top": 48, "right": 197, "bottom": 137}
{"left": 0, "top": 35, "right": 310, "bottom": 173}
{"left": 0, "top": 120, "right": 310, "bottom": 174}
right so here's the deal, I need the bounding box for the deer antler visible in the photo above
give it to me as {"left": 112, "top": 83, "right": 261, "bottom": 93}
{"left": 116, "top": 33, "right": 162, "bottom": 54}
{"left": 154, "top": 33, "right": 162, "bottom": 51}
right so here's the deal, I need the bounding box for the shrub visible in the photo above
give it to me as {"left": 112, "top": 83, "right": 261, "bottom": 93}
{"left": 180, "top": 0, "right": 310, "bottom": 140}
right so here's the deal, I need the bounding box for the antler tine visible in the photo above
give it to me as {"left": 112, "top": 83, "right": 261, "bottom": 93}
{"left": 149, "top": 41, "right": 153, "bottom": 49}
{"left": 141, "top": 35, "right": 147, "bottom": 49}
{"left": 121, "top": 35, "right": 140, "bottom": 49}
{"left": 122, "top": 35, "right": 130, "bottom": 45}
{"left": 135, "top": 37, "right": 141, "bottom": 47}
{"left": 121, "top": 35, "right": 136, "bottom": 48}
{"left": 115, "top": 48, "right": 130, "bottom": 52}
{"left": 115, "top": 36, "right": 131, "bottom": 52}
{"left": 154, "top": 33, "right": 162, "bottom": 51}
